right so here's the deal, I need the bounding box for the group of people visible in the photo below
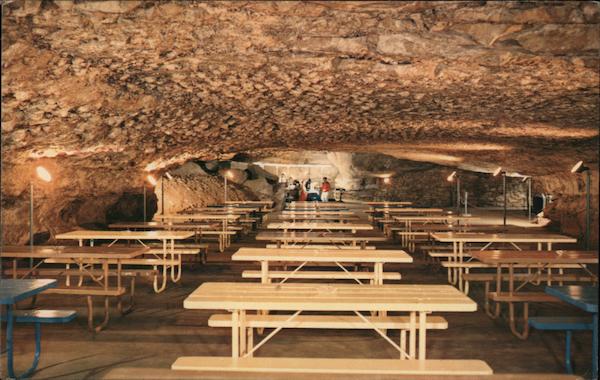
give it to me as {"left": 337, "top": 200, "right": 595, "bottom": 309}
{"left": 284, "top": 176, "right": 332, "bottom": 202}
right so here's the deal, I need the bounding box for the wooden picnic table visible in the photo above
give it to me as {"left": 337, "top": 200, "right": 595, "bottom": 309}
{"left": 274, "top": 214, "right": 360, "bottom": 223}
{"left": 256, "top": 231, "right": 387, "bottom": 249}
{"left": 372, "top": 208, "right": 445, "bottom": 214}
{"left": 267, "top": 222, "right": 373, "bottom": 234}
{"left": 181, "top": 282, "right": 477, "bottom": 361}
{"left": 2, "top": 245, "right": 148, "bottom": 332}
{"left": 288, "top": 202, "right": 347, "bottom": 208}
{"left": 232, "top": 247, "right": 412, "bottom": 285}
{"left": 471, "top": 250, "right": 597, "bottom": 339}
{"left": 154, "top": 214, "right": 240, "bottom": 251}
{"left": 281, "top": 210, "right": 356, "bottom": 216}
{"left": 431, "top": 232, "right": 578, "bottom": 293}
{"left": 223, "top": 200, "right": 273, "bottom": 207}
{"left": 364, "top": 201, "right": 413, "bottom": 206}
{"left": 109, "top": 221, "right": 215, "bottom": 230}
{"left": 55, "top": 230, "right": 194, "bottom": 292}
{"left": 392, "top": 215, "right": 479, "bottom": 250}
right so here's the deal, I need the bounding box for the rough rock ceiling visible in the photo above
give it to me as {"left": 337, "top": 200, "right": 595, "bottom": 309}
{"left": 2, "top": 1, "right": 599, "bottom": 183}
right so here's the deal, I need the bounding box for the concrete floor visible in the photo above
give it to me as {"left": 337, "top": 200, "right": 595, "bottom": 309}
{"left": 1, "top": 209, "right": 595, "bottom": 379}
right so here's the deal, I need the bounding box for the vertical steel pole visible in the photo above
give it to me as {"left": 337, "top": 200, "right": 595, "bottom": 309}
{"left": 143, "top": 186, "right": 147, "bottom": 222}
{"left": 585, "top": 170, "right": 591, "bottom": 250}
{"left": 464, "top": 191, "right": 468, "bottom": 215}
{"left": 161, "top": 177, "right": 165, "bottom": 216}
{"left": 29, "top": 182, "right": 34, "bottom": 268}
{"left": 456, "top": 178, "right": 461, "bottom": 214}
{"left": 527, "top": 177, "right": 532, "bottom": 221}
{"left": 224, "top": 176, "right": 228, "bottom": 203}
{"left": 30, "top": 182, "right": 34, "bottom": 250}
{"left": 503, "top": 173, "right": 507, "bottom": 227}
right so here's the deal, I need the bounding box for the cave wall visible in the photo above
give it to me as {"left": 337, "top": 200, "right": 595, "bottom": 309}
{"left": 1, "top": 1, "right": 598, "bottom": 246}
{"left": 537, "top": 169, "right": 599, "bottom": 249}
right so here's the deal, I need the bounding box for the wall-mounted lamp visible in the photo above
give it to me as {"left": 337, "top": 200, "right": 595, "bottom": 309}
{"left": 492, "top": 167, "right": 507, "bottom": 227}
{"left": 383, "top": 177, "right": 391, "bottom": 184}
{"left": 447, "top": 171, "right": 461, "bottom": 214}
{"left": 30, "top": 166, "right": 53, "bottom": 253}
{"left": 571, "top": 161, "right": 591, "bottom": 250}
{"left": 224, "top": 170, "right": 234, "bottom": 202}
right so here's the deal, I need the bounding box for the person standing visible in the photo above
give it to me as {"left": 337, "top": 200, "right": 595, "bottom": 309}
{"left": 321, "top": 177, "right": 331, "bottom": 202}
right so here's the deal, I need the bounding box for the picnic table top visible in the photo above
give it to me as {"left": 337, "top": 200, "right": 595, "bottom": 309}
{"left": 267, "top": 222, "right": 373, "bottom": 231}
{"left": 364, "top": 201, "right": 413, "bottom": 206}
{"left": 281, "top": 210, "right": 355, "bottom": 216}
{"left": 155, "top": 213, "right": 240, "bottom": 221}
{"left": 55, "top": 230, "right": 195, "bottom": 240}
{"left": 393, "top": 215, "right": 479, "bottom": 221}
{"left": 1, "top": 245, "right": 148, "bottom": 259}
{"left": 431, "top": 232, "right": 577, "bottom": 243}
{"left": 191, "top": 207, "right": 258, "bottom": 213}
{"left": 275, "top": 214, "right": 359, "bottom": 220}
{"left": 184, "top": 282, "right": 477, "bottom": 312}
{"left": 371, "top": 208, "right": 445, "bottom": 213}
{"left": 223, "top": 200, "right": 273, "bottom": 206}
{"left": 545, "top": 286, "right": 598, "bottom": 313}
{"left": 256, "top": 231, "right": 388, "bottom": 242}
{"left": 109, "top": 222, "right": 215, "bottom": 229}
{"left": 0, "top": 279, "right": 57, "bottom": 305}
{"left": 410, "top": 224, "right": 535, "bottom": 232}
{"left": 232, "top": 247, "right": 413, "bottom": 263}
{"left": 471, "top": 250, "right": 598, "bottom": 264}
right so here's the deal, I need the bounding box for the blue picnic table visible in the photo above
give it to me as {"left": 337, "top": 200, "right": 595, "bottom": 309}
{"left": 546, "top": 285, "right": 598, "bottom": 380}
{"left": 1, "top": 278, "right": 57, "bottom": 379}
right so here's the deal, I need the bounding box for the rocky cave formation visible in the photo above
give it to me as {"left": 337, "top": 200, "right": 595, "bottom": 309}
{"left": 1, "top": 1, "right": 598, "bottom": 247}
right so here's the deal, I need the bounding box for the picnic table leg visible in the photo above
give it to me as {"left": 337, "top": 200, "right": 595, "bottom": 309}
{"left": 592, "top": 313, "right": 598, "bottom": 379}
{"left": 400, "top": 330, "right": 407, "bottom": 360}
{"left": 170, "top": 238, "right": 182, "bottom": 283}
{"left": 409, "top": 311, "right": 416, "bottom": 359}
{"left": 116, "top": 261, "right": 134, "bottom": 315}
{"left": 418, "top": 311, "right": 427, "bottom": 360}
{"left": 246, "top": 327, "right": 254, "bottom": 357}
{"left": 232, "top": 310, "right": 239, "bottom": 358}
{"left": 564, "top": 330, "right": 573, "bottom": 374}
{"left": 239, "top": 310, "right": 247, "bottom": 356}
{"left": 5, "top": 304, "right": 44, "bottom": 379}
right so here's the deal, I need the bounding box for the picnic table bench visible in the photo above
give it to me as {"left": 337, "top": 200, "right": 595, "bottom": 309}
{"left": 431, "top": 232, "right": 578, "bottom": 293}
{"left": 256, "top": 231, "right": 387, "bottom": 249}
{"left": 267, "top": 222, "right": 373, "bottom": 234}
{"left": 1, "top": 245, "right": 150, "bottom": 332}
{"left": 233, "top": 247, "right": 412, "bottom": 285}
{"left": 470, "top": 250, "right": 597, "bottom": 339}
{"left": 1, "top": 279, "right": 76, "bottom": 379}
{"left": 55, "top": 230, "right": 194, "bottom": 293}
{"left": 176, "top": 282, "right": 482, "bottom": 375}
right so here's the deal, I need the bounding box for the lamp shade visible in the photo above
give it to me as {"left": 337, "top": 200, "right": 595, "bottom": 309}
{"left": 146, "top": 174, "right": 158, "bottom": 186}
{"left": 571, "top": 161, "right": 589, "bottom": 173}
{"left": 492, "top": 167, "right": 503, "bottom": 177}
{"left": 447, "top": 171, "right": 457, "bottom": 182}
{"left": 35, "top": 166, "right": 52, "bottom": 182}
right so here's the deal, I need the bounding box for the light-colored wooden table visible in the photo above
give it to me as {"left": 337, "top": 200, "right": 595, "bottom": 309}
{"left": 233, "top": 247, "right": 413, "bottom": 285}
{"left": 267, "top": 222, "right": 373, "bottom": 234}
{"left": 55, "top": 230, "right": 194, "bottom": 292}
{"left": 431, "top": 232, "right": 578, "bottom": 292}
{"left": 182, "top": 282, "right": 477, "bottom": 360}
{"left": 393, "top": 215, "right": 479, "bottom": 250}
{"left": 256, "top": 231, "right": 387, "bottom": 249}
{"left": 281, "top": 210, "right": 356, "bottom": 216}
{"left": 274, "top": 214, "right": 360, "bottom": 223}
{"left": 471, "top": 250, "right": 597, "bottom": 338}
{"left": 154, "top": 214, "right": 240, "bottom": 251}
{"left": 1, "top": 246, "right": 148, "bottom": 331}
{"left": 288, "top": 202, "right": 348, "bottom": 209}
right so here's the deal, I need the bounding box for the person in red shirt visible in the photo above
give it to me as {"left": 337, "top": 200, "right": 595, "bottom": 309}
{"left": 320, "top": 177, "right": 331, "bottom": 202}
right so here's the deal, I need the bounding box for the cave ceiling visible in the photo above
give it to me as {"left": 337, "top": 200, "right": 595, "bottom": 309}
{"left": 2, "top": 0, "right": 599, "bottom": 181}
